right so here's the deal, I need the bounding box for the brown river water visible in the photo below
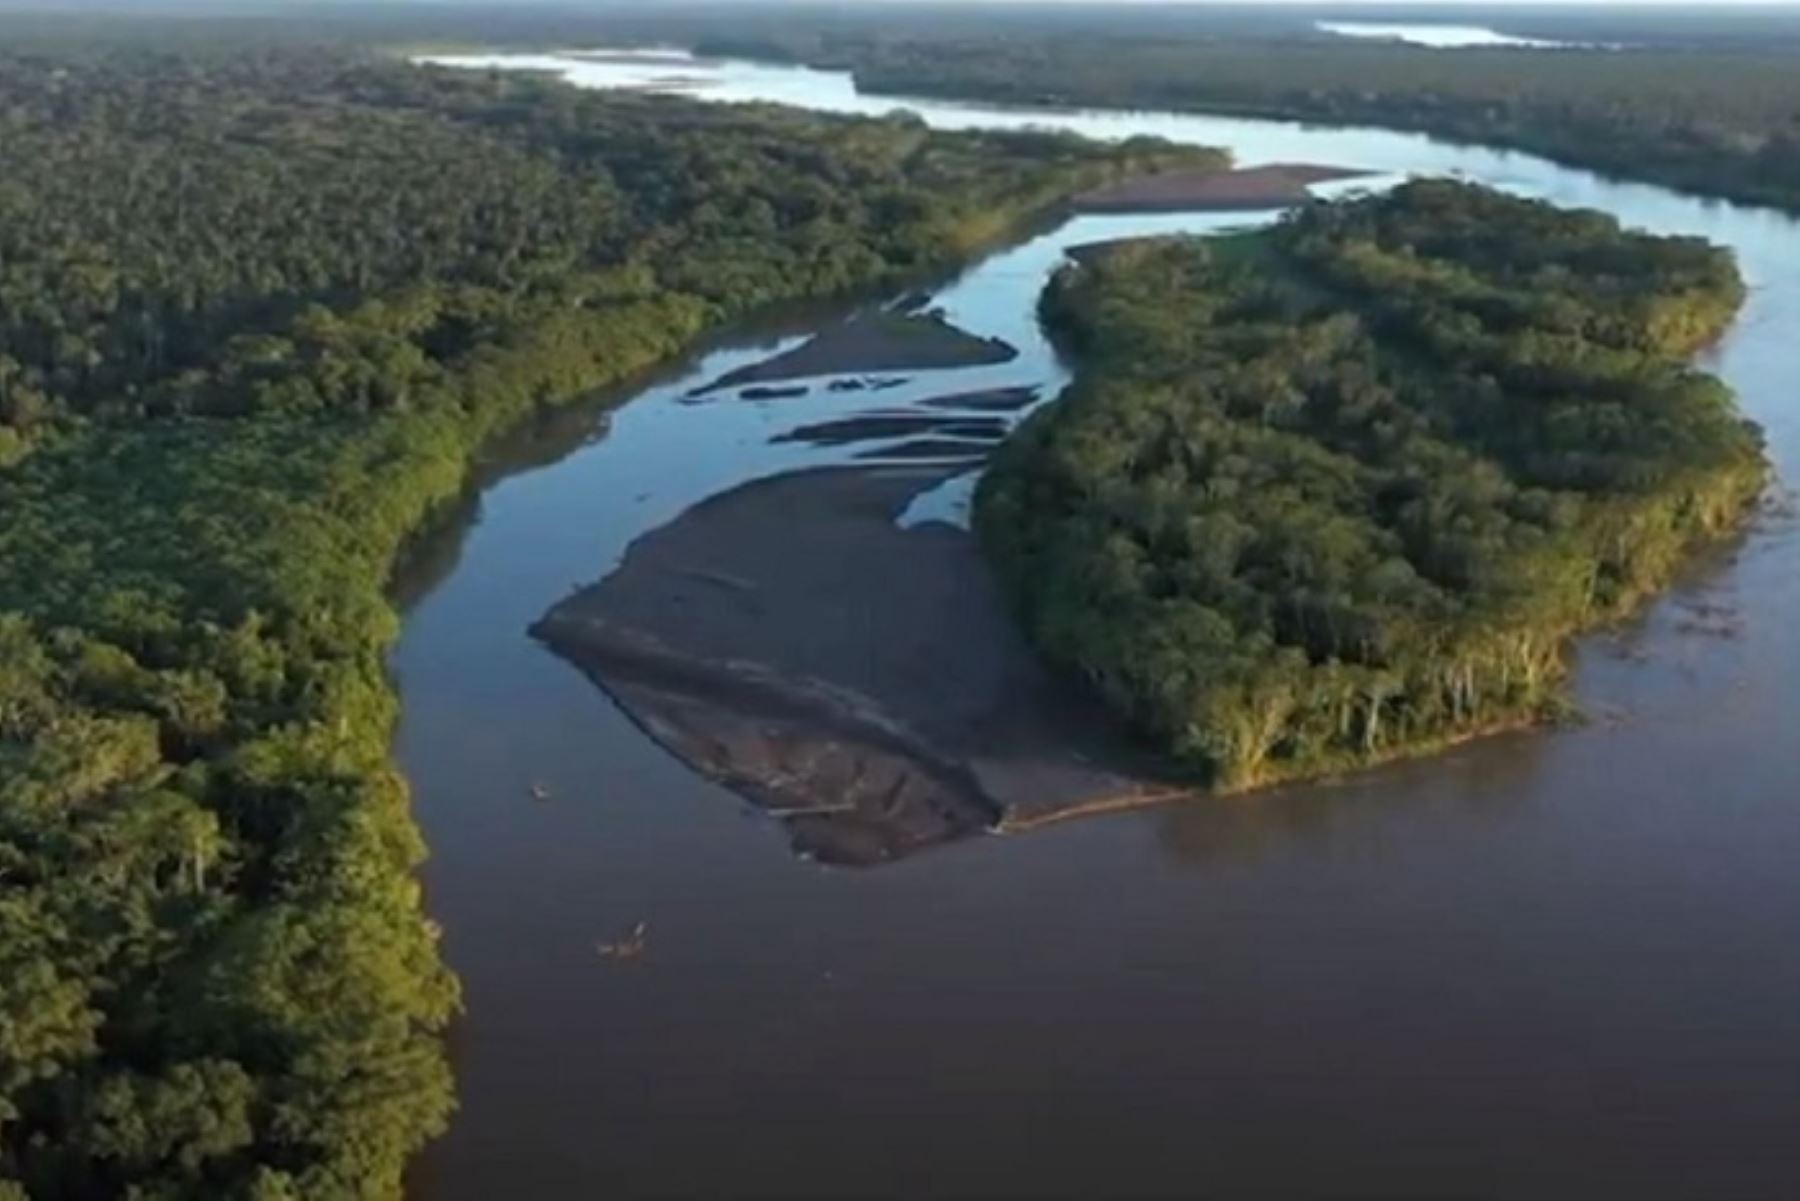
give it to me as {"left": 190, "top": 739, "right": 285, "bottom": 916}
{"left": 399, "top": 50, "right": 1800, "bottom": 1200}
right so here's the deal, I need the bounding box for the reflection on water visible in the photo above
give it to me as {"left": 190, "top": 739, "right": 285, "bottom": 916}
{"left": 389, "top": 401, "right": 619, "bottom": 611}
{"left": 401, "top": 49, "right": 1800, "bottom": 1201}
{"left": 1154, "top": 731, "right": 1550, "bottom": 871}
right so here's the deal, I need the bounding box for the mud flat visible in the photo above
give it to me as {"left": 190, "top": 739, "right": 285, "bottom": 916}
{"left": 531, "top": 467, "right": 1185, "bottom": 865}
{"left": 1074, "top": 163, "right": 1368, "bottom": 212}
{"left": 695, "top": 310, "right": 1018, "bottom": 394}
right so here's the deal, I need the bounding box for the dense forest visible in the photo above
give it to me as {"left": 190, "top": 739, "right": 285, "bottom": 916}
{"left": 9, "top": 3, "right": 1798, "bottom": 210}
{"left": 692, "top": 31, "right": 1800, "bottom": 214}
{"left": 978, "top": 181, "right": 1765, "bottom": 790}
{"left": 0, "top": 47, "right": 1202, "bottom": 1200}
{"left": 8, "top": 3, "right": 1800, "bottom": 55}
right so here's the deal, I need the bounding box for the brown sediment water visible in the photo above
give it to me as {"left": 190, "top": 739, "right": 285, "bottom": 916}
{"left": 401, "top": 49, "right": 1800, "bottom": 1201}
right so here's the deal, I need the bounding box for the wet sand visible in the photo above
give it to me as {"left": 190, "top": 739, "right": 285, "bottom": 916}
{"left": 531, "top": 466, "right": 1186, "bottom": 865}
{"left": 1075, "top": 163, "right": 1368, "bottom": 212}
{"left": 697, "top": 310, "right": 1018, "bottom": 393}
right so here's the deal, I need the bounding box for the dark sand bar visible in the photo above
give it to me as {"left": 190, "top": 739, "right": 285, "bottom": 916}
{"left": 532, "top": 467, "right": 1186, "bottom": 865}
{"left": 773, "top": 413, "right": 1010, "bottom": 448}
{"left": 696, "top": 310, "right": 1018, "bottom": 394}
{"left": 1074, "top": 163, "right": 1368, "bottom": 212}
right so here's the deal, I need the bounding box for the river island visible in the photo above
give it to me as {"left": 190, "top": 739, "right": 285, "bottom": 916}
{"left": 538, "top": 180, "right": 1766, "bottom": 856}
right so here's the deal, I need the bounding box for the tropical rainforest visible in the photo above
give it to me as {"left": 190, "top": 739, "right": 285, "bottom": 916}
{"left": 0, "top": 7, "right": 1788, "bottom": 1196}
{"left": 0, "top": 45, "right": 1198, "bottom": 1200}
{"left": 978, "top": 181, "right": 1766, "bottom": 791}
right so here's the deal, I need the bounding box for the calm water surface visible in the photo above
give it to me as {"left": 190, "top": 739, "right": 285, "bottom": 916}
{"left": 1314, "top": 21, "right": 1588, "bottom": 50}
{"left": 399, "top": 51, "right": 1800, "bottom": 1199}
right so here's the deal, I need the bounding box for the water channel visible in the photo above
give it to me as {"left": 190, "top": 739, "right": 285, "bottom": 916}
{"left": 400, "top": 49, "right": 1800, "bottom": 1200}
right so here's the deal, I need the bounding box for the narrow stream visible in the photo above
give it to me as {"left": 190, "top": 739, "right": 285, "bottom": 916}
{"left": 399, "top": 51, "right": 1800, "bottom": 1199}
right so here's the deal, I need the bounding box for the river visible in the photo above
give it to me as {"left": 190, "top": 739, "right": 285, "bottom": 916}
{"left": 1314, "top": 22, "right": 1588, "bottom": 50}
{"left": 399, "top": 50, "right": 1800, "bottom": 1200}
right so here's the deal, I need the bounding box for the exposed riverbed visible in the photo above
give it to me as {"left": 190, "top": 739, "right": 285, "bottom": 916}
{"left": 532, "top": 461, "right": 1184, "bottom": 866}
{"left": 401, "top": 49, "right": 1800, "bottom": 1200}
